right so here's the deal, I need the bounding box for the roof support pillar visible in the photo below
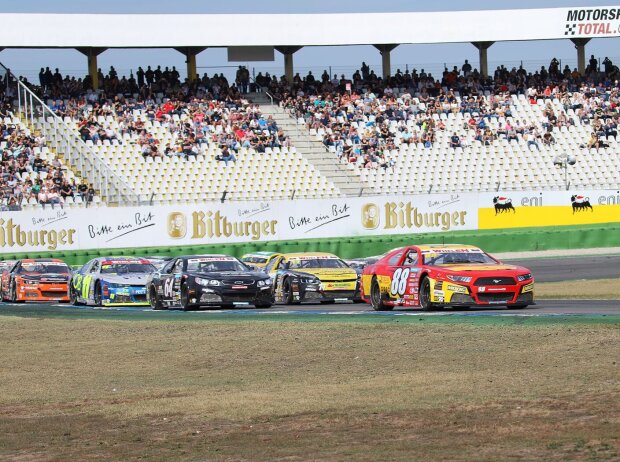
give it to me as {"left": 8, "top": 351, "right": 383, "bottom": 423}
{"left": 275, "top": 46, "right": 302, "bottom": 85}
{"left": 76, "top": 47, "right": 107, "bottom": 90}
{"left": 174, "top": 47, "right": 206, "bottom": 82}
{"left": 373, "top": 44, "right": 398, "bottom": 80}
{"left": 570, "top": 38, "right": 591, "bottom": 75}
{"left": 472, "top": 41, "right": 494, "bottom": 78}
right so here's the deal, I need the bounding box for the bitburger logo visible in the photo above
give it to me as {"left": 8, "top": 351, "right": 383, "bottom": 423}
{"left": 361, "top": 203, "right": 380, "bottom": 229}
{"left": 492, "top": 196, "right": 515, "bottom": 215}
{"left": 167, "top": 212, "right": 187, "bottom": 238}
{"left": 570, "top": 195, "right": 594, "bottom": 214}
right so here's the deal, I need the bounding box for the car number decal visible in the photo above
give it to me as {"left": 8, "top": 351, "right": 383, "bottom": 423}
{"left": 82, "top": 275, "right": 92, "bottom": 299}
{"left": 163, "top": 277, "right": 174, "bottom": 298}
{"left": 390, "top": 268, "right": 410, "bottom": 296}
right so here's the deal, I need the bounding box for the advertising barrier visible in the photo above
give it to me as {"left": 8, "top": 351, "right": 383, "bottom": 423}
{"left": 0, "top": 190, "right": 618, "bottom": 255}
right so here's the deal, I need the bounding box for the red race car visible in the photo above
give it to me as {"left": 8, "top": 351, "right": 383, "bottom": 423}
{"left": 361, "top": 244, "right": 534, "bottom": 310}
{"left": 1, "top": 258, "right": 72, "bottom": 303}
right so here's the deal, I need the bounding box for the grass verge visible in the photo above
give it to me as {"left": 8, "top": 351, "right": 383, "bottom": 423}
{"left": 0, "top": 317, "right": 618, "bottom": 461}
{"left": 536, "top": 278, "right": 620, "bottom": 299}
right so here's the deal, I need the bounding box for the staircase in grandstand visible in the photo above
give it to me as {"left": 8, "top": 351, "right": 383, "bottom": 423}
{"left": 10, "top": 69, "right": 140, "bottom": 207}
{"left": 251, "top": 92, "right": 371, "bottom": 196}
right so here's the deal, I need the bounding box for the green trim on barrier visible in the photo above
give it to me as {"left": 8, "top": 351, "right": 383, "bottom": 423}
{"left": 2, "top": 222, "right": 620, "bottom": 266}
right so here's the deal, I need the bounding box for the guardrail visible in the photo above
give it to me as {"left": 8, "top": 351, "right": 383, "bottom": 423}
{"left": 2, "top": 63, "right": 142, "bottom": 206}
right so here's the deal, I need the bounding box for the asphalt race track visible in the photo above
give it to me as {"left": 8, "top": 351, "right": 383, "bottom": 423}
{"left": 0, "top": 299, "right": 619, "bottom": 317}
{"left": 0, "top": 255, "right": 619, "bottom": 318}
{"left": 507, "top": 255, "right": 620, "bottom": 283}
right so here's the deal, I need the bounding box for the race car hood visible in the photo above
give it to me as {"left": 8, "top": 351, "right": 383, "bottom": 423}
{"left": 19, "top": 273, "right": 70, "bottom": 282}
{"left": 438, "top": 264, "right": 529, "bottom": 273}
{"left": 100, "top": 274, "right": 150, "bottom": 285}
{"left": 290, "top": 268, "right": 358, "bottom": 280}
{"left": 188, "top": 271, "right": 269, "bottom": 280}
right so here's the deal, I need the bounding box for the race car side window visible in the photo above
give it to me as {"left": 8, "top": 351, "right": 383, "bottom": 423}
{"left": 387, "top": 251, "right": 405, "bottom": 266}
{"left": 264, "top": 256, "right": 281, "bottom": 273}
{"left": 403, "top": 250, "right": 419, "bottom": 267}
{"left": 172, "top": 259, "right": 183, "bottom": 274}
{"left": 90, "top": 261, "right": 100, "bottom": 273}
{"left": 162, "top": 260, "right": 176, "bottom": 274}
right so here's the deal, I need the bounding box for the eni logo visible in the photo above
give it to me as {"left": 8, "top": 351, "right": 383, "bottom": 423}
{"left": 167, "top": 212, "right": 187, "bottom": 238}
{"left": 362, "top": 203, "right": 380, "bottom": 229}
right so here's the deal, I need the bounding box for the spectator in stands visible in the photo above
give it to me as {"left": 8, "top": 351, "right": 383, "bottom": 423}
{"left": 449, "top": 132, "right": 461, "bottom": 149}
{"left": 47, "top": 186, "right": 64, "bottom": 208}
{"left": 215, "top": 145, "right": 236, "bottom": 166}
{"left": 542, "top": 131, "right": 556, "bottom": 146}
{"left": 60, "top": 180, "right": 74, "bottom": 201}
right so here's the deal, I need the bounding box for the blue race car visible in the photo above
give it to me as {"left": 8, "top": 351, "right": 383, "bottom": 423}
{"left": 70, "top": 257, "right": 156, "bottom": 306}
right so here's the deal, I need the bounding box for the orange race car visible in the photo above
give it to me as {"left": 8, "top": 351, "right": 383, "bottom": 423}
{"left": 1, "top": 258, "right": 72, "bottom": 303}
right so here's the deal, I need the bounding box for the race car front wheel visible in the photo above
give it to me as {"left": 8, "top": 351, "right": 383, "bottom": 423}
{"left": 419, "top": 277, "right": 435, "bottom": 311}
{"left": 149, "top": 286, "right": 165, "bottom": 310}
{"left": 69, "top": 287, "right": 83, "bottom": 306}
{"left": 10, "top": 282, "right": 24, "bottom": 303}
{"left": 93, "top": 282, "right": 102, "bottom": 307}
{"left": 180, "top": 284, "right": 195, "bottom": 311}
{"left": 282, "top": 278, "right": 299, "bottom": 305}
{"left": 370, "top": 278, "right": 392, "bottom": 311}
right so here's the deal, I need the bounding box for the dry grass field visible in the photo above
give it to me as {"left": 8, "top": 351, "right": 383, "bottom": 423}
{"left": 0, "top": 316, "right": 619, "bottom": 461}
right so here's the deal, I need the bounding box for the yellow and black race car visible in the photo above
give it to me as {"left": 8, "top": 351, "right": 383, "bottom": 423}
{"left": 240, "top": 251, "right": 279, "bottom": 270}
{"left": 265, "top": 252, "right": 361, "bottom": 304}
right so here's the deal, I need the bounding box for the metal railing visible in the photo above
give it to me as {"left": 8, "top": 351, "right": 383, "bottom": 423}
{"left": 2, "top": 63, "right": 142, "bottom": 207}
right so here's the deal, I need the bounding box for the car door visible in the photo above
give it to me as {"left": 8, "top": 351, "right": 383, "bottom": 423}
{"left": 82, "top": 260, "right": 101, "bottom": 302}
{"left": 71, "top": 260, "right": 91, "bottom": 300}
{"left": 378, "top": 249, "right": 405, "bottom": 301}
{"left": 267, "top": 256, "right": 285, "bottom": 293}
{"left": 159, "top": 258, "right": 182, "bottom": 305}
{"left": 5, "top": 262, "right": 21, "bottom": 297}
{"left": 396, "top": 248, "right": 422, "bottom": 306}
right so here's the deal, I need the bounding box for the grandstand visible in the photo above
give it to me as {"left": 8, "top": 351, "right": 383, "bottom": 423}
{"left": 4, "top": 60, "right": 619, "bottom": 210}
{"left": 282, "top": 89, "right": 620, "bottom": 194}
{"left": 1, "top": 7, "right": 618, "bottom": 209}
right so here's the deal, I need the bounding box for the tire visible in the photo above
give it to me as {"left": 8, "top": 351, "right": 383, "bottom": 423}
{"left": 282, "top": 278, "right": 299, "bottom": 305}
{"left": 370, "top": 278, "right": 392, "bottom": 311}
{"left": 10, "top": 281, "right": 24, "bottom": 303}
{"left": 69, "top": 286, "right": 83, "bottom": 306}
{"left": 419, "top": 277, "right": 435, "bottom": 311}
{"left": 93, "top": 281, "right": 102, "bottom": 307}
{"left": 149, "top": 285, "right": 165, "bottom": 310}
{"left": 254, "top": 303, "right": 272, "bottom": 309}
{"left": 180, "top": 284, "right": 195, "bottom": 311}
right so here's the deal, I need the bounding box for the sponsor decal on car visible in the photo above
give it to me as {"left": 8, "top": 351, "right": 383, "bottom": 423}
{"left": 522, "top": 283, "right": 535, "bottom": 293}
{"left": 446, "top": 284, "right": 468, "bottom": 294}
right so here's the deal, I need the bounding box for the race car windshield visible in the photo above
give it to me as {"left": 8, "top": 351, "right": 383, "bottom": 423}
{"left": 423, "top": 252, "right": 496, "bottom": 265}
{"left": 287, "top": 258, "right": 349, "bottom": 269}
{"left": 19, "top": 263, "right": 70, "bottom": 274}
{"left": 188, "top": 260, "right": 248, "bottom": 272}
{"left": 101, "top": 263, "right": 155, "bottom": 274}
{"left": 242, "top": 256, "right": 268, "bottom": 264}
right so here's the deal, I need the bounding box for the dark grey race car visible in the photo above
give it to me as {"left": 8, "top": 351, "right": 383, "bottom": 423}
{"left": 146, "top": 254, "right": 274, "bottom": 310}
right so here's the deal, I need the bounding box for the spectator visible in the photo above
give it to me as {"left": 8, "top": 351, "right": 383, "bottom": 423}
{"left": 449, "top": 132, "right": 461, "bottom": 149}
{"left": 216, "top": 145, "right": 236, "bottom": 166}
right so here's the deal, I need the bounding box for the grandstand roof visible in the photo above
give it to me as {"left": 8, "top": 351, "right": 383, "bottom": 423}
{"left": 0, "top": 7, "right": 618, "bottom": 48}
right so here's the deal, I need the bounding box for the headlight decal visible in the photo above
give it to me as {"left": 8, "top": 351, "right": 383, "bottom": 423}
{"left": 447, "top": 275, "right": 472, "bottom": 283}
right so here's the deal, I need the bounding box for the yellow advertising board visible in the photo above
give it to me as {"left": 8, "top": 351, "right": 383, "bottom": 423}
{"left": 479, "top": 204, "right": 620, "bottom": 230}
